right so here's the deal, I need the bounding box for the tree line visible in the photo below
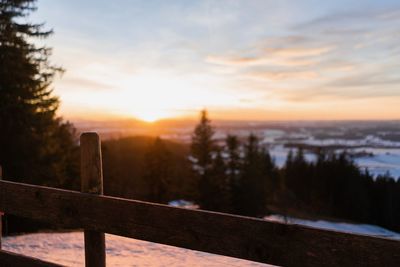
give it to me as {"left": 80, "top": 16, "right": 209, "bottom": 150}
{"left": 188, "top": 111, "right": 400, "bottom": 232}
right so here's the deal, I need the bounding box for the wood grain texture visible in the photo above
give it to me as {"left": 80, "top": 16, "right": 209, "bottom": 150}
{"left": 80, "top": 132, "right": 103, "bottom": 195}
{"left": 0, "top": 249, "right": 64, "bottom": 267}
{"left": 0, "top": 165, "right": 2, "bottom": 249}
{"left": 0, "top": 180, "right": 399, "bottom": 267}
{"left": 80, "top": 133, "right": 106, "bottom": 267}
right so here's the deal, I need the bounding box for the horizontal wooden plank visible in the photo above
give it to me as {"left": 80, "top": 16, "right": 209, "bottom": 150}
{"left": 0, "top": 180, "right": 399, "bottom": 267}
{"left": 0, "top": 249, "right": 63, "bottom": 267}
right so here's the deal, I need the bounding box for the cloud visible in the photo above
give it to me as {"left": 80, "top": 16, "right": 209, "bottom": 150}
{"left": 203, "top": 3, "right": 400, "bottom": 106}
{"left": 205, "top": 35, "right": 329, "bottom": 69}
{"left": 264, "top": 46, "right": 334, "bottom": 58}
{"left": 206, "top": 55, "right": 261, "bottom": 66}
{"left": 294, "top": 8, "right": 400, "bottom": 31}
{"left": 206, "top": 54, "right": 316, "bottom": 67}
{"left": 328, "top": 73, "right": 400, "bottom": 88}
{"left": 61, "top": 77, "right": 114, "bottom": 91}
{"left": 248, "top": 71, "right": 319, "bottom": 81}
{"left": 317, "top": 60, "right": 356, "bottom": 72}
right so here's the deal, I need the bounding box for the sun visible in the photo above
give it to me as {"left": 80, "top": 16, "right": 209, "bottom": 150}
{"left": 135, "top": 109, "right": 166, "bottom": 123}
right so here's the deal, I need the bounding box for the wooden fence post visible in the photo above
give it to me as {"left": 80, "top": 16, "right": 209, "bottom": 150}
{"left": 80, "top": 133, "right": 106, "bottom": 267}
{"left": 0, "top": 165, "right": 2, "bottom": 249}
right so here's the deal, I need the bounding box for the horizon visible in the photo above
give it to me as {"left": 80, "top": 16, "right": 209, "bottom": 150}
{"left": 70, "top": 115, "right": 400, "bottom": 125}
{"left": 32, "top": 0, "right": 400, "bottom": 122}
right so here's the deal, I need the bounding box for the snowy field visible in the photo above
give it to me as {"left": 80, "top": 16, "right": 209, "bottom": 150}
{"left": 264, "top": 215, "right": 400, "bottom": 240}
{"left": 268, "top": 145, "right": 400, "bottom": 179}
{"left": 3, "top": 216, "right": 399, "bottom": 266}
{"left": 216, "top": 127, "right": 400, "bottom": 180}
{"left": 3, "top": 233, "right": 271, "bottom": 267}
{"left": 353, "top": 148, "right": 400, "bottom": 178}
{"left": 255, "top": 129, "right": 400, "bottom": 180}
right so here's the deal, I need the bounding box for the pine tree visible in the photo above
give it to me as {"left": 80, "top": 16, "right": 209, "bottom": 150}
{"left": 237, "top": 134, "right": 268, "bottom": 216}
{"left": 191, "top": 109, "right": 215, "bottom": 171}
{"left": 261, "top": 146, "right": 278, "bottom": 202}
{"left": 226, "top": 135, "right": 241, "bottom": 178}
{"left": 207, "top": 149, "right": 230, "bottom": 211}
{"left": 190, "top": 109, "right": 217, "bottom": 210}
{"left": 0, "top": 0, "right": 77, "bottom": 187}
{"left": 143, "top": 137, "right": 171, "bottom": 203}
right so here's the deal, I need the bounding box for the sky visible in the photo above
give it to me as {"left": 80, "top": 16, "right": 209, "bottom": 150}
{"left": 31, "top": 0, "right": 400, "bottom": 122}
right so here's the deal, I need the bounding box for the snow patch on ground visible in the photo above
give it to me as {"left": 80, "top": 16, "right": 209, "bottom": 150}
{"left": 3, "top": 232, "right": 271, "bottom": 267}
{"left": 264, "top": 215, "right": 400, "bottom": 240}
{"left": 3, "top": 216, "right": 399, "bottom": 266}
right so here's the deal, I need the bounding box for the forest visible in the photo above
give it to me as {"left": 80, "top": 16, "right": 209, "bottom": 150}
{"left": 97, "top": 111, "right": 400, "bottom": 233}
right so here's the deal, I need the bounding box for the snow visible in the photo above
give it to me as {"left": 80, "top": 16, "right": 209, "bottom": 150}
{"left": 3, "top": 232, "right": 272, "bottom": 267}
{"left": 267, "top": 145, "right": 400, "bottom": 179}
{"left": 268, "top": 144, "right": 316, "bottom": 168}
{"left": 296, "top": 135, "right": 400, "bottom": 148}
{"left": 168, "top": 200, "right": 199, "bottom": 209}
{"left": 353, "top": 148, "right": 400, "bottom": 178}
{"left": 3, "top": 216, "right": 399, "bottom": 266}
{"left": 264, "top": 215, "right": 400, "bottom": 240}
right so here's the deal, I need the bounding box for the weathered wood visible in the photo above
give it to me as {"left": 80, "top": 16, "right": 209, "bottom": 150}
{"left": 0, "top": 249, "right": 64, "bottom": 267}
{"left": 80, "top": 133, "right": 105, "bottom": 267}
{"left": 81, "top": 133, "right": 103, "bottom": 195}
{"left": 0, "top": 165, "right": 2, "bottom": 249}
{"left": 0, "top": 180, "right": 399, "bottom": 267}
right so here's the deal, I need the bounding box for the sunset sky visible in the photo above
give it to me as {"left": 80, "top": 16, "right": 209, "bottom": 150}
{"left": 32, "top": 0, "right": 400, "bottom": 122}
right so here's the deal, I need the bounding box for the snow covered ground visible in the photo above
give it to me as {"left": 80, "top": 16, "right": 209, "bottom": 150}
{"left": 267, "top": 145, "right": 400, "bottom": 179}
{"left": 3, "top": 232, "right": 271, "bottom": 267}
{"left": 353, "top": 148, "right": 400, "bottom": 178}
{"left": 264, "top": 215, "right": 400, "bottom": 240}
{"left": 3, "top": 215, "right": 399, "bottom": 266}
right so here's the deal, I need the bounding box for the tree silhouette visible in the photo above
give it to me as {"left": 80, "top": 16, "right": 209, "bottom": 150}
{"left": 190, "top": 109, "right": 218, "bottom": 210}
{"left": 0, "top": 0, "right": 77, "bottom": 187}
{"left": 225, "top": 135, "right": 241, "bottom": 212}
{"left": 236, "top": 134, "right": 269, "bottom": 216}
{"left": 191, "top": 110, "right": 215, "bottom": 170}
{"left": 142, "top": 137, "right": 171, "bottom": 203}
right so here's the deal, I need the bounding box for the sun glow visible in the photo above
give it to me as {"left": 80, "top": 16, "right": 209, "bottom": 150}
{"left": 133, "top": 109, "right": 170, "bottom": 122}
{"left": 59, "top": 69, "right": 243, "bottom": 121}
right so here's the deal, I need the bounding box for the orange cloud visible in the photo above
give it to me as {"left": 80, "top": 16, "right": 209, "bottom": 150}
{"left": 248, "top": 71, "right": 319, "bottom": 81}
{"left": 264, "top": 46, "right": 334, "bottom": 57}
{"left": 206, "top": 55, "right": 315, "bottom": 67}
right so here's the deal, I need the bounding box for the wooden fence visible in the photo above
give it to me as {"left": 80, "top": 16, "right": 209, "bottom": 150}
{"left": 0, "top": 132, "right": 399, "bottom": 267}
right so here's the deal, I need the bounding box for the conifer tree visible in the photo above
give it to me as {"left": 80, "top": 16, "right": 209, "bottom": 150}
{"left": 0, "top": 0, "right": 78, "bottom": 187}
{"left": 237, "top": 134, "right": 268, "bottom": 216}
{"left": 226, "top": 135, "right": 241, "bottom": 182}
{"left": 207, "top": 149, "right": 230, "bottom": 211}
{"left": 191, "top": 109, "right": 215, "bottom": 171}
{"left": 190, "top": 109, "right": 217, "bottom": 210}
{"left": 225, "top": 135, "right": 241, "bottom": 212}
{"left": 143, "top": 137, "right": 171, "bottom": 203}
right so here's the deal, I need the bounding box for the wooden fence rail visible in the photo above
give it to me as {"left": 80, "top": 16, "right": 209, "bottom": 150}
{"left": 0, "top": 132, "right": 399, "bottom": 266}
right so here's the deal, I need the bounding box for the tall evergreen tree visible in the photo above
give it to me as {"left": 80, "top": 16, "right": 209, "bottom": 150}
{"left": 225, "top": 134, "right": 241, "bottom": 212}
{"left": 284, "top": 148, "right": 312, "bottom": 203}
{"left": 191, "top": 109, "right": 215, "bottom": 171}
{"left": 142, "top": 137, "right": 171, "bottom": 203}
{"left": 237, "top": 134, "right": 268, "bottom": 216}
{"left": 207, "top": 149, "right": 231, "bottom": 211}
{"left": 0, "top": 0, "right": 78, "bottom": 187}
{"left": 190, "top": 109, "right": 217, "bottom": 210}
{"left": 261, "top": 146, "right": 279, "bottom": 201}
{"left": 225, "top": 135, "right": 241, "bottom": 180}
